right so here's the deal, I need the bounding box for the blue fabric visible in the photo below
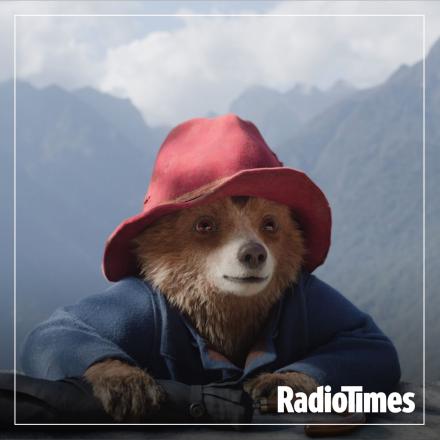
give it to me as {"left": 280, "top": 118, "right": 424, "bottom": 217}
{"left": 20, "top": 271, "right": 401, "bottom": 392}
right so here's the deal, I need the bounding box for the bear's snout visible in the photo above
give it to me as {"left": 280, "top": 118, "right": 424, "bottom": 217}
{"left": 238, "top": 241, "right": 267, "bottom": 269}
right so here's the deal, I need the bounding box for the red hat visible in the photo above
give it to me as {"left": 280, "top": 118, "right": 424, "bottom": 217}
{"left": 103, "top": 114, "right": 331, "bottom": 281}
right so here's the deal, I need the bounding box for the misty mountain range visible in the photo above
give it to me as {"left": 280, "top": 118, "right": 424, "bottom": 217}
{"left": 229, "top": 79, "right": 356, "bottom": 147}
{"left": 0, "top": 38, "right": 438, "bottom": 384}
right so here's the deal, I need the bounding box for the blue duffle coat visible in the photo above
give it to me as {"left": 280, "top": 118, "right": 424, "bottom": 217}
{"left": 21, "top": 271, "right": 401, "bottom": 392}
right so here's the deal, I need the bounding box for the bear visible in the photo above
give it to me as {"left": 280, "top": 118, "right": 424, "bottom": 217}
{"left": 85, "top": 196, "right": 318, "bottom": 421}
{"left": 21, "top": 114, "right": 400, "bottom": 424}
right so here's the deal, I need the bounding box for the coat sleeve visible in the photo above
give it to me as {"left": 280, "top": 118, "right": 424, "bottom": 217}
{"left": 20, "top": 278, "right": 156, "bottom": 381}
{"left": 276, "top": 274, "right": 401, "bottom": 392}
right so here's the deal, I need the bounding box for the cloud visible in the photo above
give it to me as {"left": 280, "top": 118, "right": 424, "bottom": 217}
{"left": 3, "top": 1, "right": 440, "bottom": 126}
{"left": 100, "top": 9, "right": 429, "bottom": 125}
{"left": 9, "top": 2, "right": 148, "bottom": 88}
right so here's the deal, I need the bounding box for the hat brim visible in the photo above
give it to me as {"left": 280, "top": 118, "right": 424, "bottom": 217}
{"left": 103, "top": 167, "right": 331, "bottom": 281}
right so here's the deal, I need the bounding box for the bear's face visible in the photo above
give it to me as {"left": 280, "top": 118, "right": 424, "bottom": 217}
{"left": 134, "top": 196, "right": 305, "bottom": 299}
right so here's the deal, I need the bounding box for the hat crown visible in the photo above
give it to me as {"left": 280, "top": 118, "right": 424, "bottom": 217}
{"left": 145, "top": 114, "right": 281, "bottom": 207}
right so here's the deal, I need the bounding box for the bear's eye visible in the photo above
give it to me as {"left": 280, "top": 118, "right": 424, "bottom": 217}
{"left": 194, "top": 216, "right": 217, "bottom": 234}
{"left": 262, "top": 216, "right": 279, "bottom": 233}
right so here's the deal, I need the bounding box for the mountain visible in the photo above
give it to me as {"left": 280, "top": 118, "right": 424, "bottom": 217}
{"left": 0, "top": 81, "right": 168, "bottom": 367}
{"left": 267, "top": 40, "right": 440, "bottom": 383}
{"left": 74, "top": 87, "right": 168, "bottom": 154}
{"left": 0, "top": 82, "right": 13, "bottom": 371}
{"left": 229, "top": 80, "right": 355, "bottom": 148}
{"left": 425, "top": 38, "right": 440, "bottom": 383}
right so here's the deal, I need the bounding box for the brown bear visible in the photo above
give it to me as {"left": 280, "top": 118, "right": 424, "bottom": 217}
{"left": 22, "top": 114, "right": 400, "bottom": 423}
{"left": 85, "top": 196, "right": 318, "bottom": 421}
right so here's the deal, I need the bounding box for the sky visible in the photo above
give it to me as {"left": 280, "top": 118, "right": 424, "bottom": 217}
{"left": 1, "top": 1, "right": 440, "bottom": 126}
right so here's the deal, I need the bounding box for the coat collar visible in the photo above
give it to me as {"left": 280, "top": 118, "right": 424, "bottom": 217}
{"left": 155, "top": 282, "right": 293, "bottom": 378}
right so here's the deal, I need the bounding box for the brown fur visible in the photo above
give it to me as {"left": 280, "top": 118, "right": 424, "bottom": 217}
{"left": 244, "top": 371, "right": 319, "bottom": 400}
{"left": 84, "top": 359, "right": 165, "bottom": 422}
{"left": 134, "top": 196, "right": 305, "bottom": 366}
{"left": 85, "top": 196, "right": 310, "bottom": 421}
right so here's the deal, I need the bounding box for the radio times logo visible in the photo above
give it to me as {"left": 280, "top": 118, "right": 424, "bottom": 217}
{"left": 277, "top": 386, "right": 416, "bottom": 414}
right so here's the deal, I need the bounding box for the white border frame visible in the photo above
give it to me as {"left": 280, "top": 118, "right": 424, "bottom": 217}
{"left": 13, "top": 13, "right": 426, "bottom": 427}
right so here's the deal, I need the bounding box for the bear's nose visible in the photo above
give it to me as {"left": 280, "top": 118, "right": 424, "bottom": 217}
{"left": 238, "top": 241, "right": 267, "bottom": 269}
